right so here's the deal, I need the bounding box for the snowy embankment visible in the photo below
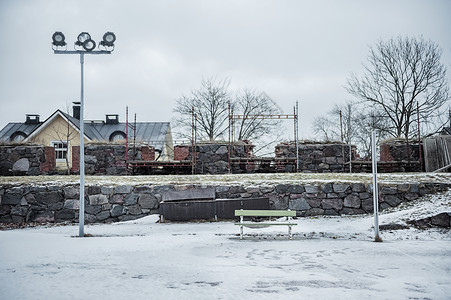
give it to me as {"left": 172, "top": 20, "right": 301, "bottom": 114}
{"left": 1, "top": 172, "right": 450, "bottom": 187}
{"left": 0, "top": 184, "right": 450, "bottom": 300}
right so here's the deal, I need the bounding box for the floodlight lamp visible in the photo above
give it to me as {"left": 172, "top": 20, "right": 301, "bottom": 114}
{"left": 77, "top": 32, "right": 91, "bottom": 43}
{"left": 52, "top": 31, "right": 66, "bottom": 47}
{"left": 100, "top": 32, "right": 116, "bottom": 47}
{"left": 82, "top": 39, "right": 96, "bottom": 51}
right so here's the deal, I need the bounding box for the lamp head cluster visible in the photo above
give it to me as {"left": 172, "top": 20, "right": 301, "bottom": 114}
{"left": 52, "top": 31, "right": 116, "bottom": 51}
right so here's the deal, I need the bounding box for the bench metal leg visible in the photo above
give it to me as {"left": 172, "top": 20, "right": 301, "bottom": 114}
{"left": 240, "top": 225, "right": 243, "bottom": 239}
{"left": 288, "top": 225, "right": 292, "bottom": 240}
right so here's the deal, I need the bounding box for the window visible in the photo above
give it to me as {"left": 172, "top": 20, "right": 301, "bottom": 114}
{"left": 51, "top": 141, "right": 69, "bottom": 162}
{"left": 10, "top": 132, "right": 27, "bottom": 142}
{"left": 109, "top": 131, "right": 126, "bottom": 142}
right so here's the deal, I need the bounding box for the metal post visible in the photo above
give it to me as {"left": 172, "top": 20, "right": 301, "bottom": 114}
{"left": 417, "top": 102, "right": 422, "bottom": 171}
{"left": 54, "top": 45, "right": 113, "bottom": 238}
{"left": 228, "top": 101, "right": 231, "bottom": 174}
{"left": 79, "top": 53, "right": 85, "bottom": 237}
{"left": 296, "top": 101, "right": 299, "bottom": 172}
{"left": 371, "top": 131, "right": 382, "bottom": 242}
{"left": 293, "top": 105, "right": 297, "bottom": 172}
{"left": 126, "top": 106, "right": 129, "bottom": 175}
{"left": 349, "top": 143, "right": 352, "bottom": 173}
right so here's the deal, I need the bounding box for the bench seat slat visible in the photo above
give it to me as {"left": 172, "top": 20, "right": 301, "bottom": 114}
{"left": 234, "top": 223, "right": 297, "bottom": 226}
{"left": 235, "top": 210, "right": 296, "bottom": 217}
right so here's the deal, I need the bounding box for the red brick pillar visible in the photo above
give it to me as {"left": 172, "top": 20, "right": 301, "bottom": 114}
{"left": 380, "top": 143, "right": 394, "bottom": 162}
{"left": 40, "top": 146, "right": 56, "bottom": 172}
{"left": 72, "top": 146, "right": 80, "bottom": 173}
{"left": 141, "top": 146, "right": 155, "bottom": 161}
{"left": 174, "top": 145, "right": 189, "bottom": 160}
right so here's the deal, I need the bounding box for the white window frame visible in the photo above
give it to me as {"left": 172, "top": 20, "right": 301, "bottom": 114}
{"left": 51, "top": 141, "right": 70, "bottom": 162}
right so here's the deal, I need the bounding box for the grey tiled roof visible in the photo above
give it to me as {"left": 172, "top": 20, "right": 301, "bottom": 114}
{"left": 1, "top": 111, "right": 171, "bottom": 151}
{"left": 0, "top": 123, "right": 41, "bottom": 142}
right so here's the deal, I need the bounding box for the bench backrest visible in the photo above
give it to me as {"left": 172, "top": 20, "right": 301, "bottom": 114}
{"left": 162, "top": 188, "right": 215, "bottom": 202}
{"left": 235, "top": 209, "right": 296, "bottom": 217}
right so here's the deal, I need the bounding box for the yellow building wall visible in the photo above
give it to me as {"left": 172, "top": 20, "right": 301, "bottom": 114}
{"left": 29, "top": 115, "right": 86, "bottom": 169}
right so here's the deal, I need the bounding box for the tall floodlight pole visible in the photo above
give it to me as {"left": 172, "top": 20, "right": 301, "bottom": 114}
{"left": 52, "top": 31, "right": 116, "bottom": 237}
{"left": 371, "top": 131, "right": 382, "bottom": 242}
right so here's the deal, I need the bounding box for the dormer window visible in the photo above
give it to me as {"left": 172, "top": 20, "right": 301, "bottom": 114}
{"left": 10, "top": 132, "right": 27, "bottom": 142}
{"left": 109, "top": 131, "right": 126, "bottom": 142}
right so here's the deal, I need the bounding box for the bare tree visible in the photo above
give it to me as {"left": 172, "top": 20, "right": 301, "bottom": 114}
{"left": 346, "top": 36, "right": 450, "bottom": 139}
{"left": 173, "top": 77, "right": 230, "bottom": 141}
{"left": 233, "top": 90, "right": 282, "bottom": 141}
{"left": 312, "top": 115, "right": 337, "bottom": 142}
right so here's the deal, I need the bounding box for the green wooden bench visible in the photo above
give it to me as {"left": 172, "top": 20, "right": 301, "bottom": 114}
{"left": 234, "top": 209, "right": 297, "bottom": 239}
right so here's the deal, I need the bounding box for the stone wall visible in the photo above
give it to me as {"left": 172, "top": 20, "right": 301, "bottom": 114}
{"left": 275, "top": 142, "right": 355, "bottom": 173}
{"left": 72, "top": 144, "right": 155, "bottom": 175}
{"left": 1, "top": 181, "right": 449, "bottom": 225}
{"left": 380, "top": 139, "right": 422, "bottom": 162}
{"left": 174, "top": 142, "right": 254, "bottom": 174}
{"left": 0, "top": 145, "right": 55, "bottom": 176}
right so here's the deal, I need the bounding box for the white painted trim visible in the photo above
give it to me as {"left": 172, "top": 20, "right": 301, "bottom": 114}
{"left": 24, "top": 110, "right": 92, "bottom": 142}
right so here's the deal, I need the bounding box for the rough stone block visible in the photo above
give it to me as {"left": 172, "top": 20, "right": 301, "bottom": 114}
{"left": 321, "top": 184, "right": 333, "bottom": 193}
{"left": 2, "top": 194, "right": 23, "bottom": 205}
{"left": 30, "top": 211, "right": 54, "bottom": 222}
{"left": 431, "top": 213, "right": 450, "bottom": 228}
{"left": 85, "top": 205, "right": 101, "bottom": 215}
{"left": 259, "top": 185, "right": 274, "bottom": 194}
{"left": 305, "top": 185, "right": 320, "bottom": 193}
{"left": 275, "top": 184, "right": 288, "bottom": 194}
{"left": 285, "top": 185, "right": 303, "bottom": 194}
{"left": 138, "top": 194, "right": 159, "bottom": 209}
{"left": 344, "top": 195, "right": 361, "bottom": 208}
{"left": 96, "top": 210, "right": 110, "bottom": 221}
{"left": 110, "top": 205, "right": 125, "bottom": 217}
{"left": 124, "top": 194, "right": 139, "bottom": 205}
{"left": 11, "top": 206, "right": 28, "bottom": 216}
{"left": 89, "top": 194, "right": 109, "bottom": 205}
{"left": 34, "top": 191, "right": 63, "bottom": 204}
{"left": 13, "top": 158, "right": 30, "bottom": 172}
{"left": 110, "top": 194, "right": 125, "bottom": 204}
{"left": 381, "top": 186, "right": 397, "bottom": 195}
{"left": 63, "top": 187, "right": 78, "bottom": 198}
{"left": 56, "top": 209, "right": 75, "bottom": 220}
{"left": 351, "top": 183, "right": 366, "bottom": 193}
{"left": 384, "top": 195, "right": 402, "bottom": 207}
{"left": 333, "top": 184, "right": 350, "bottom": 193}
{"left": 322, "top": 199, "right": 343, "bottom": 211}
{"left": 64, "top": 199, "right": 80, "bottom": 210}
{"left": 289, "top": 198, "right": 311, "bottom": 211}
{"left": 115, "top": 185, "right": 133, "bottom": 194}
{"left": 126, "top": 205, "right": 142, "bottom": 215}
{"left": 101, "top": 186, "right": 114, "bottom": 195}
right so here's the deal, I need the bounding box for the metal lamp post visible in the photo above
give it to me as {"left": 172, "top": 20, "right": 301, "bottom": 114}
{"left": 52, "top": 31, "right": 116, "bottom": 237}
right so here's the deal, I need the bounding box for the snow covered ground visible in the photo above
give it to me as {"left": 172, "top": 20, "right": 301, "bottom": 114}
{"left": 1, "top": 190, "right": 450, "bottom": 300}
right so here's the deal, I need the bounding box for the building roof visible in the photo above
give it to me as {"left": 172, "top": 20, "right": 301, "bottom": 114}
{"left": 0, "top": 122, "right": 41, "bottom": 142}
{"left": 0, "top": 110, "right": 171, "bottom": 151}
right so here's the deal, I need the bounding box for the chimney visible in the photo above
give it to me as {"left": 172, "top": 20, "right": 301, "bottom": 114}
{"left": 106, "top": 114, "right": 119, "bottom": 124}
{"left": 25, "top": 114, "right": 40, "bottom": 124}
{"left": 73, "top": 102, "right": 81, "bottom": 120}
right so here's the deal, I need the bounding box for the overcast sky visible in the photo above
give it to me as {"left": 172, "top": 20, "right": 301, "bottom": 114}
{"left": 0, "top": 0, "right": 450, "bottom": 142}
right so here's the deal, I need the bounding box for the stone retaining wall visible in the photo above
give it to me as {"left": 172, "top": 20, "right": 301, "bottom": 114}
{"left": 1, "top": 181, "right": 449, "bottom": 226}
{"left": 275, "top": 142, "right": 355, "bottom": 173}
{"left": 72, "top": 144, "right": 155, "bottom": 175}
{"left": 0, "top": 145, "right": 55, "bottom": 176}
{"left": 174, "top": 142, "right": 254, "bottom": 174}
